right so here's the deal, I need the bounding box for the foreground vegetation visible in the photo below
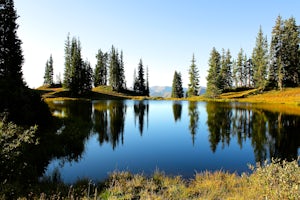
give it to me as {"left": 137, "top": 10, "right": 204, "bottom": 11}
{"left": 12, "top": 158, "right": 299, "bottom": 199}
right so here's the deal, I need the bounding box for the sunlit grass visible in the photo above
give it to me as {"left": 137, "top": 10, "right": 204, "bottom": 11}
{"left": 100, "top": 159, "right": 300, "bottom": 200}
{"left": 8, "top": 157, "right": 299, "bottom": 199}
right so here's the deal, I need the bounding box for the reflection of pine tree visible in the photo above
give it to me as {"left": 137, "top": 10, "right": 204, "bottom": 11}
{"left": 251, "top": 111, "right": 267, "bottom": 163}
{"left": 188, "top": 101, "right": 199, "bottom": 145}
{"left": 93, "top": 102, "right": 109, "bottom": 145}
{"left": 266, "top": 112, "right": 300, "bottom": 161}
{"left": 108, "top": 101, "right": 126, "bottom": 150}
{"left": 134, "top": 101, "right": 149, "bottom": 135}
{"left": 172, "top": 102, "right": 182, "bottom": 122}
{"left": 206, "top": 103, "right": 232, "bottom": 152}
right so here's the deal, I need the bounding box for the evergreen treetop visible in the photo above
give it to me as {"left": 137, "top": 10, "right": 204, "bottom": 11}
{"left": 187, "top": 54, "right": 200, "bottom": 97}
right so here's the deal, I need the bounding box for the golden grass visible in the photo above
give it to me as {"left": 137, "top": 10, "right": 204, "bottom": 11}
{"left": 99, "top": 159, "right": 300, "bottom": 200}
{"left": 240, "top": 87, "right": 300, "bottom": 104}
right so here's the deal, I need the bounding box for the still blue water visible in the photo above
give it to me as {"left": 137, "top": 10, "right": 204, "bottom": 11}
{"left": 44, "top": 100, "right": 299, "bottom": 183}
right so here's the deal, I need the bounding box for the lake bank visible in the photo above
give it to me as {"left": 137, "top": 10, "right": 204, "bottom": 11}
{"left": 14, "top": 159, "right": 300, "bottom": 199}
{"left": 38, "top": 86, "right": 300, "bottom": 104}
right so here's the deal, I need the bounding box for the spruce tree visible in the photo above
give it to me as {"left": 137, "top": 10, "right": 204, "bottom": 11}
{"left": 236, "top": 48, "right": 245, "bottom": 87}
{"left": 206, "top": 47, "right": 221, "bottom": 98}
{"left": 281, "top": 17, "right": 300, "bottom": 87}
{"left": 0, "top": 0, "right": 24, "bottom": 87}
{"left": 134, "top": 59, "right": 146, "bottom": 95}
{"left": 219, "top": 49, "right": 232, "bottom": 91}
{"left": 252, "top": 26, "right": 269, "bottom": 90}
{"left": 63, "top": 35, "right": 92, "bottom": 95}
{"left": 268, "top": 15, "right": 284, "bottom": 90}
{"left": 94, "top": 49, "right": 108, "bottom": 87}
{"left": 63, "top": 33, "right": 72, "bottom": 88}
{"left": 171, "top": 71, "right": 184, "bottom": 98}
{"left": 187, "top": 54, "right": 200, "bottom": 97}
{"left": 43, "top": 54, "right": 54, "bottom": 85}
{"left": 108, "top": 46, "right": 126, "bottom": 92}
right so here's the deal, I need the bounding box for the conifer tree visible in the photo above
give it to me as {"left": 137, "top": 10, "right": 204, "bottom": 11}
{"left": 187, "top": 54, "right": 200, "bottom": 97}
{"left": 206, "top": 47, "right": 221, "bottom": 97}
{"left": 63, "top": 35, "right": 92, "bottom": 95}
{"left": 171, "top": 71, "right": 184, "bottom": 98}
{"left": 63, "top": 33, "right": 72, "bottom": 88}
{"left": 43, "top": 54, "right": 54, "bottom": 85}
{"left": 0, "top": 0, "right": 24, "bottom": 87}
{"left": 133, "top": 59, "right": 146, "bottom": 95}
{"left": 94, "top": 49, "right": 108, "bottom": 87}
{"left": 236, "top": 48, "right": 245, "bottom": 87}
{"left": 219, "top": 49, "right": 232, "bottom": 91}
{"left": 281, "top": 17, "right": 300, "bottom": 87}
{"left": 109, "top": 46, "right": 126, "bottom": 91}
{"left": 252, "top": 26, "right": 269, "bottom": 90}
{"left": 268, "top": 15, "right": 284, "bottom": 90}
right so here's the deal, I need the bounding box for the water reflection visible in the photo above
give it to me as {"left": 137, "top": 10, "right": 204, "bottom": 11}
{"left": 93, "top": 100, "right": 127, "bottom": 150}
{"left": 134, "top": 101, "right": 149, "bottom": 135}
{"left": 188, "top": 101, "right": 199, "bottom": 145}
{"left": 172, "top": 101, "right": 182, "bottom": 122}
{"left": 206, "top": 102, "right": 300, "bottom": 163}
{"left": 21, "top": 100, "right": 300, "bottom": 184}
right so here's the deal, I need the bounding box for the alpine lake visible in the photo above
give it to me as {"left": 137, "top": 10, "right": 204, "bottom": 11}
{"left": 41, "top": 100, "right": 300, "bottom": 184}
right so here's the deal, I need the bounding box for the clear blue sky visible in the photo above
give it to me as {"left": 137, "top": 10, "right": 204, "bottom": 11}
{"left": 14, "top": 0, "right": 300, "bottom": 88}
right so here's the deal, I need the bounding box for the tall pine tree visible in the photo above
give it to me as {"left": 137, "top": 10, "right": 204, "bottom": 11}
{"left": 219, "top": 49, "right": 232, "bottom": 91}
{"left": 281, "top": 17, "right": 300, "bottom": 87}
{"left": 109, "top": 46, "right": 126, "bottom": 92}
{"left": 268, "top": 15, "right": 284, "bottom": 90}
{"left": 187, "top": 54, "right": 200, "bottom": 97}
{"left": 171, "top": 71, "right": 184, "bottom": 98}
{"left": 63, "top": 35, "right": 92, "bottom": 95}
{"left": 94, "top": 49, "right": 108, "bottom": 87}
{"left": 252, "top": 26, "right": 269, "bottom": 90}
{"left": 43, "top": 54, "right": 54, "bottom": 85}
{"left": 0, "top": 0, "right": 24, "bottom": 88}
{"left": 133, "top": 59, "right": 146, "bottom": 95}
{"left": 63, "top": 33, "right": 72, "bottom": 88}
{"left": 206, "top": 47, "right": 221, "bottom": 97}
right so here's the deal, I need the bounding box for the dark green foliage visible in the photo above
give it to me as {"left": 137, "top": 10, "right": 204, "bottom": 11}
{"left": 63, "top": 35, "right": 92, "bottom": 95}
{"left": 0, "top": 0, "right": 52, "bottom": 125}
{"left": 187, "top": 54, "right": 200, "bottom": 97}
{"left": 206, "top": 47, "right": 221, "bottom": 97}
{"left": 171, "top": 71, "right": 184, "bottom": 98}
{"left": 109, "top": 46, "right": 126, "bottom": 92}
{"left": 188, "top": 101, "right": 199, "bottom": 145}
{"left": 94, "top": 49, "right": 108, "bottom": 86}
{"left": 133, "top": 59, "right": 149, "bottom": 95}
{"left": 63, "top": 33, "right": 72, "bottom": 88}
{"left": 252, "top": 26, "right": 269, "bottom": 90}
{"left": 281, "top": 17, "right": 300, "bottom": 87}
{"left": 268, "top": 16, "right": 300, "bottom": 90}
{"left": 219, "top": 49, "right": 232, "bottom": 91}
{"left": 268, "top": 16, "right": 284, "bottom": 90}
{"left": 0, "top": 0, "right": 24, "bottom": 87}
{"left": 43, "top": 54, "right": 54, "bottom": 85}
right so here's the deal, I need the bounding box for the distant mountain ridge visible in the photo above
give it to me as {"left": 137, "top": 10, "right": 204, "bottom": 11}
{"left": 150, "top": 86, "right": 206, "bottom": 97}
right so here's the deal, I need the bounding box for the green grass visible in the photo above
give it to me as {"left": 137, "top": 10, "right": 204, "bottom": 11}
{"left": 13, "top": 158, "right": 299, "bottom": 199}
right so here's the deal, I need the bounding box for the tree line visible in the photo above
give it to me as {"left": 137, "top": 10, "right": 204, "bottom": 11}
{"left": 171, "top": 15, "right": 300, "bottom": 98}
{"left": 206, "top": 16, "right": 300, "bottom": 97}
{"left": 44, "top": 34, "right": 149, "bottom": 96}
